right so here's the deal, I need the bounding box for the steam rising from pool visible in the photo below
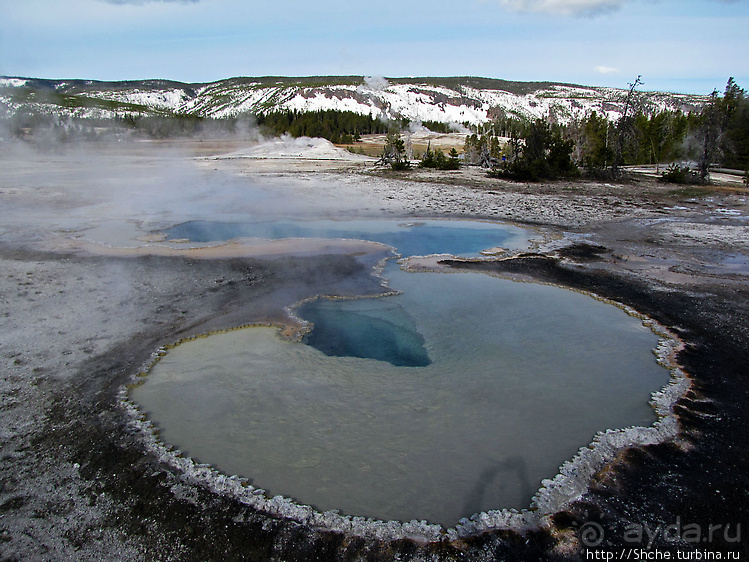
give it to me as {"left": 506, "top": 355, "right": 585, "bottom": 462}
{"left": 130, "top": 219, "right": 670, "bottom": 527}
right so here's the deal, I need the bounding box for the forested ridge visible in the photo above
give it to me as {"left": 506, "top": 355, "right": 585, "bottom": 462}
{"left": 254, "top": 110, "right": 390, "bottom": 144}
{"left": 4, "top": 77, "right": 747, "bottom": 183}
{"left": 460, "top": 78, "right": 749, "bottom": 182}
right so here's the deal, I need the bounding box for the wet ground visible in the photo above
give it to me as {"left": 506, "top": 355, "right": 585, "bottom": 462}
{"left": 0, "top": 138, "right": 748, "bottom": 560}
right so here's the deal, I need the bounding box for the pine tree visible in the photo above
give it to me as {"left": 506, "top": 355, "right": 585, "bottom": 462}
{"left": 719, "top": 77, "right": 749, "bottom": 170}
{"left": 379, "top": 128, "right": 411, "bottom": 170}
{"left": 491, "top": 120, "right": 578, "bottom": 181}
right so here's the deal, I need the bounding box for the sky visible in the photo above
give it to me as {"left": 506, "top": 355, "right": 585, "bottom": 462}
{"left": 0, "top": 0, "right": 747, "bottom": 94}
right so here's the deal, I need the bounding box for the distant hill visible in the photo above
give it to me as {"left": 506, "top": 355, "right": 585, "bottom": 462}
{"left": 0, "top": 75, "right": 709, "bottom": 127}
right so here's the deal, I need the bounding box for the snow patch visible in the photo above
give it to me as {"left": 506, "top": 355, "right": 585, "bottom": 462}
{"left": 0, "top": 78, "right": 28, "bottom": 88}
{"left": 0, "top": 77, "right": 710, "bottom": 128}
{"left": 90, "top": 88, "right": 191, "bottom": 111}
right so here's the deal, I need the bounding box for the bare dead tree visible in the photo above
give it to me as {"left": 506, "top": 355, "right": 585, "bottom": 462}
{"left": 612, "top": 75, "right": 643, "bottom": 178}
{"left": 697, "top": 90, "right": 721, "bottom": 184}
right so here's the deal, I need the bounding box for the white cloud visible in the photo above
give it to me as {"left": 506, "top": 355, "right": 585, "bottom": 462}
{"left": 98, "top": 0, "right": 200, "bottom": 4}
{"left": 595, "top": 65, "right": 620, "bottom": 75}
{"left": 498, "top": 0, "right": 625, "bottom": 16}
{"left": 497, "top": 0, "right": 740, "bottom": 16}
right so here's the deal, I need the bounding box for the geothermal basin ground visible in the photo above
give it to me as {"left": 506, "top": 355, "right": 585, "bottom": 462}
{"left": 1, "top": 137, "right": 748, "bottom": 560}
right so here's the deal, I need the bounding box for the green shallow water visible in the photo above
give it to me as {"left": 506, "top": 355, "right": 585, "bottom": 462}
{"left": 131, "top": 263, "right": 669, "bottom": 527}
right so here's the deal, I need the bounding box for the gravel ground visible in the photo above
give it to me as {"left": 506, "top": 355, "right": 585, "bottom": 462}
{"left": 1, "top": 139, "right": 747, "bottom": 560}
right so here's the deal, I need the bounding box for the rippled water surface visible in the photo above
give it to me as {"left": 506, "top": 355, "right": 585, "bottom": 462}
{"left": 131, "top": 219, "right": 669, "bottom": 527}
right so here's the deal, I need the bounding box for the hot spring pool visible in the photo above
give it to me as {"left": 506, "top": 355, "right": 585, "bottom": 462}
{"left": 130, "top": 219, "right": 670, "bottom": 527}
{"left": 162, "top": 217, "right": 535, "bottom": 257}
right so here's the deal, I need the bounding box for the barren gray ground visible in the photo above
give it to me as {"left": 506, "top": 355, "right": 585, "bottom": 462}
{"left": 1, "top": 139, "right": 747, "bottom": 560}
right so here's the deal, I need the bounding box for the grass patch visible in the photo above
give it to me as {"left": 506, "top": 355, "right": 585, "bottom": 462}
{"left": 668, "top": 185, "right": 718, "bottom": 198}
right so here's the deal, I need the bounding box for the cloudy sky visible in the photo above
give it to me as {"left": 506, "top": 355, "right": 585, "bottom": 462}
{"left": 1, "top": 0, "right": 747, "bottom": 94}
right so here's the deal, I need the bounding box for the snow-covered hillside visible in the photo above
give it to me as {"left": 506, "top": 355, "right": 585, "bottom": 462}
{"left": 0, "top": 75, "right": 709, "bottom": 127}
